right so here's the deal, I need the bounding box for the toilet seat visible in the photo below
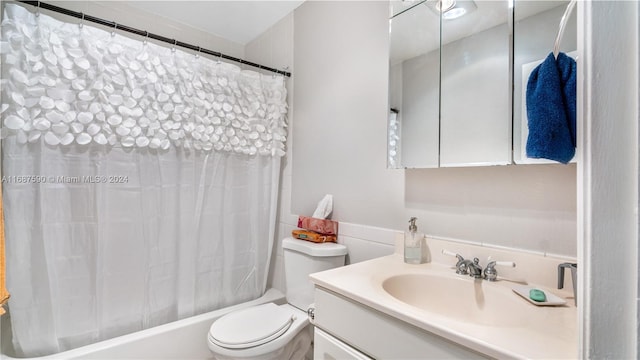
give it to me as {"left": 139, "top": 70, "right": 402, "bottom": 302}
{"left": 208, "top": 303, "right": 310, "bottom": 359}
{"left": 209, "top": 303, "right": 295, "bottom": 349}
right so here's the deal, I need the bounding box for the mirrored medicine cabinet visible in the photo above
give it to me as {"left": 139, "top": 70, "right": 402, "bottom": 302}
{"left": 387, "top": 0, "right": 577, "bottom": 169}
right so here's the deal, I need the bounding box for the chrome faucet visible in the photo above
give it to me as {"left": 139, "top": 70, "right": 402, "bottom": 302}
{"left": 442, "top": 250, "right": 484, "bottom": 278}
{"left": 442, "top": 250, "right": 517, "bottom": 281}
{"left": 458, "top": 257, "right": 483, "bottom": 278}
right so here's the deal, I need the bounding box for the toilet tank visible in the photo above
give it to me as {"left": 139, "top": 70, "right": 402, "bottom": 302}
{"left": 282, "top": 238, "right": 347, "bottom": 311}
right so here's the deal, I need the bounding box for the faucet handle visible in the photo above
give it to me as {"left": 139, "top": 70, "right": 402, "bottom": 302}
{"left": 484, "top": 258, "right": 516, "bottom": 281}
{"left": 488, "top": 260, "right": 516, "bottom": 268}
{"left": 442, "top": 249, "right": 467, "bottom": 274}
{"left": 441, "top": 249, "right": 464, "bottom": 262}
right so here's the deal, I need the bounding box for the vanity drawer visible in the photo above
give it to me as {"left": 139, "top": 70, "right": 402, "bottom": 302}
{"left": 313, "top": 287, "right": 488, "bottom": 360}
{"left": 314, "top": 328, "right": 372, "bottom": 360}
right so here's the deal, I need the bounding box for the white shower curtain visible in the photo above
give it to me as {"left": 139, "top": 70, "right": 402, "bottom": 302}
{"left": 0, "top": 4, "right": 287, "bottom": 357}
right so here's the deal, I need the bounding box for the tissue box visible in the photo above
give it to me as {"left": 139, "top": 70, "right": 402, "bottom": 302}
{"left": 297, "top": 216, "right": 339, "bottom": 236}
{"left": 292, "top": 229, "right": 337, "bottom": 243}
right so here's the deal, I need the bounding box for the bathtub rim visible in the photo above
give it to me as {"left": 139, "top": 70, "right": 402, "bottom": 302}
{"left": 1, "top": 288, "right": 286, "bottom": 360}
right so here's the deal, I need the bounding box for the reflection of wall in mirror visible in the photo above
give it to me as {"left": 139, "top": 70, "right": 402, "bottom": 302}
{"left": 401, "top": 51, "right": 440, "bottom": 168}
{"left": 395, "top": 19, "right": 510, "bottom": 168}
{"left": 439, "top": 22, "right": 511, "bottom": 166}
{"left": 513, "top": 3, "right": 577, "bottom": 164}
{"left": 389, "top": 50, "right": 439, "bottom": 169}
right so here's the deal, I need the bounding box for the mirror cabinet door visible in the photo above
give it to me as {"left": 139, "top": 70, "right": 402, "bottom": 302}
{"left": 388, "top": 1, "right": 440, "bottom": 169}
{"left": 439, "top": 0, "right": 512, "bottom": 167}
{"left": 513, "top": 0, "right": 577, "bottom": 164}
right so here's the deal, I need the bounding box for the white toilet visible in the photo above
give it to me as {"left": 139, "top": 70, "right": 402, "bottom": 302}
{"left": 207, "top": 237, "right": 348, "bottom": 360}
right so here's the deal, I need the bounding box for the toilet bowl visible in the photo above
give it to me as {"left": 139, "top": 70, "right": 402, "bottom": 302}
{"left": 207, "top": 238, "right": 347, "bottom": 360}
{"left": 208, "top": 303, "right": 311, "bottom": 360}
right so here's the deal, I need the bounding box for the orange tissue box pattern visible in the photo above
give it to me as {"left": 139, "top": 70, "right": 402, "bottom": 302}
{"left": 297, "top": 216, "right": 338, "bottom": 236}
{"left": 291, "top": 229, "right": 337, "bottom": 243}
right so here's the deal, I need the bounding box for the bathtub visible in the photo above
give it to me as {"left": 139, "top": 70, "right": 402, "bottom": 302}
{"left": 1, "top": 289, "right": 285, "bottom": 360}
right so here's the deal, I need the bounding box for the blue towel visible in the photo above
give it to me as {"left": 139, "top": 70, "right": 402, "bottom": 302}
{"left": 526, "top": 52, "right": 577, "bottom": 164}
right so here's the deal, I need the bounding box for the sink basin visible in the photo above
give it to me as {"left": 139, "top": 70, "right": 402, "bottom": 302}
{"left": 382, "top": 273, "right": 529, "bottom": 327}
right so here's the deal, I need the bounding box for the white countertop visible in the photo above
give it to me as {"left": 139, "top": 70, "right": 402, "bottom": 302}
{"left": 310, "top": 254, "right": 577, "bottom": 359}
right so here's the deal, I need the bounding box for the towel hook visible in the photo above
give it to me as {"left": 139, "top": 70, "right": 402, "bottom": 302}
{"left": 553, "top": 0, "right": 577, "bottom": 59}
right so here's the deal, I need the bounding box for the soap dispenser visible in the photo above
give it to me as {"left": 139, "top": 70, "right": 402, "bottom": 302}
{"left": 404, "top": 217, "right": 424, "bottom": 264}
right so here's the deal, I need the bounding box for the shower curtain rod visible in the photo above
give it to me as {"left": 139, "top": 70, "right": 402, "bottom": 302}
{"left": 14, "top": 0, "right": 292, "bottom": 77}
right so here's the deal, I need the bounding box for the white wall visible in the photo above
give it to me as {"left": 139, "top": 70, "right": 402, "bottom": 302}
{"left": 246, "top": 7, "right": 397, "bottom": 291}
{"left": 579, "top": 1, "right": 638, "bottom": 358}
{"left": 292, "top": 0, "right": 407, "bottom": 240}
{"left": 292, "top": 1, "right": 577, "bottom": 258}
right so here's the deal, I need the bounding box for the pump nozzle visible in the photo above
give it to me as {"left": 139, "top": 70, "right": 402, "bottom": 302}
{"left": 408, "top": 217, "right": 417, "bottom": 232}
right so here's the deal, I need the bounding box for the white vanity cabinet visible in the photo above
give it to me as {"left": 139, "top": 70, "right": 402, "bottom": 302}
{"left": 312, "top": 287, "right": 488, "bottom": 360}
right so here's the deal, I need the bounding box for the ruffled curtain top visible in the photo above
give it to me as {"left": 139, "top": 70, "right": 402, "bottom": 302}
{"left": 1, "top": 4, "right": 288, "bottom": 156}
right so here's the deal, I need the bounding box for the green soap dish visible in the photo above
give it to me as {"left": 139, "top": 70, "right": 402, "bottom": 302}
{"left": 512, "top": 286, "right": 566, "bottom": 306}
{"left": 529, "top": 288, "right": 547, "bottom": 302}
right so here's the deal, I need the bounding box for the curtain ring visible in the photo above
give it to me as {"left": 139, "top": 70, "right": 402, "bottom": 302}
{"left": 195, "top": 46, "right": 201, "bottom": 58}
{"left": 279, "top": 66, "right": 289, "bottom": 80}
{"left": 111, "top": 22, "right": 117, "bottom": 37}
{"left": 216, "top": 52, "right": 222, "bottom": 64}
{"left": 172, "top": 39, "right": 177, "bottom": 52}
{"left": 79, "top": 12, "right": 85, "bottom": 29}
{"left": 143, "top": 30, "right": 149, "bottom": 46}
{"left": 35, "top": 1, "right": 41, "bottom": 17}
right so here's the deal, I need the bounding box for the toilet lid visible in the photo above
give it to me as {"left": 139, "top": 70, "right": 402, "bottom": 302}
{"left": 208, "top": 303, "right": 295, "bottom": 349}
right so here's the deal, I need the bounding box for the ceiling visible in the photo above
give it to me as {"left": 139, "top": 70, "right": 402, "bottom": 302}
{"left": 127, "top": 1, "right": 305, "bottom": 45}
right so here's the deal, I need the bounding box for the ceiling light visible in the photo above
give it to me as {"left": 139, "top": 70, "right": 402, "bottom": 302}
{"left": 425, "top": 0, "right": 476, "bottom": 20}
{"left": 442, "top": 7, "right": 466, "bottom": 19}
